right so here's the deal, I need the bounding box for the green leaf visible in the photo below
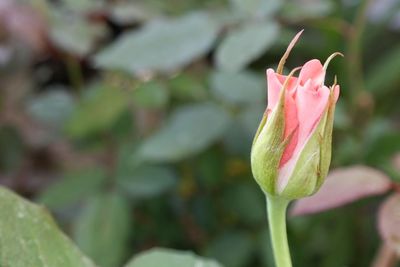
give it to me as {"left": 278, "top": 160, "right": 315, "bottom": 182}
{"left": 66, "top": 84, "right": 129, "bottom": 138}
{"left": 139, "top": 103, "right": 230, "bottom": 162}
{"left": 50, "top": 10, "right": 106, "bottom": 56}
{"left": 0, "top": 186, "right": 96, "bottom": 267}
{"left": 95, "top": 12, "right": 219, "bottom": 74}
{"left": 282, "top": 0, "right": 334, "bottom": 20}
{"left": 60, "top": 0, "right": 105, "bottom": 12}
{"left": 133, "top": 81, "right": 169, "bottom": 108}
{"left": 169, "top": 74, "right": 208, "bottom": 101}
{"left": 0, "top": 127, "right": 25, "bottom": 172}
{"left": 366, "top": 45, "right": 400, "bottom": 96}
{"left": 27, "top": 87, "right": 75, "bottom": 128}
{"left": 124, "top": 248, "right": 223, "bottom": 267}
{"left": 74, "top": 192, "right": 132, "bottom": 267}
{"left": 38, "top": 168, "right": 107, "bottom": 210}
{"left": 109, "top": 2, "right": 156, "bottom": 24}
{"left": 210, "top": 71, "right": 265, "bottom": 105}
{"left": 205, "top": 231, "right": 254, "bottom": 267}
{"left": 216, "top": 22, "right": 279, "bottom": 72}
{"left": 229, "top": 0, "right": 282, "bottom": 18}
{"left": 117, "top": 165, "right": 177, "bottom": 199}
{"left": 238, "top": 104, "right": 265, "bottom": 136}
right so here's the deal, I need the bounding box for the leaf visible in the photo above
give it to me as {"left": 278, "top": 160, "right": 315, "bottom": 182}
{"left": 169, "top": 74, "right": 207, "bottom": 101}
{"left": 238, "top": 104, "right": 265, "bottom": 136}
{"left": 66, "top": 84, "right": 129, "bottom": 138}
{"left": 215, "top": 22, "right": 280, "bottom": 72}
{"left": 132, "top": 81, "right": 169, "bottom": 109}
{"left": 27, "top": 87, "right": 75, "bottom": 128}
{"left": 0, "top": 186, "right": 96, "bottom": 267}
{"left": 50, "top": 10, "right": 106, "bottom": 56}
{"left": 139, "top": 103, "right": 230, "bottom": 162}
{"left": 0, "top": 127, "right": 25, "bottom": 172}
{"left": 117, "top": 165, "right": 177, "bottom": 199}
{"left": 205, "top": 231, "right": 254, "bottom": 267}
{"left": 378, "top": 194, "right": 400, "bottom": 255}
{"left": 38, "top": 168, "right": 107, "bottom": 210}
{"left": 210, "top": 71, "right": 265, "bottom": 105}
{"left": 291, "top": 165, "right": 392, "bottom": 216}
{"left": 74, "top": 192, "right": 132, "bottom": 267}
{"left": 95, "top": 12, "right": 219, "bottom": 74}
{"left": 366, "top": 45, "right": 400, "bottom": 96}
{"left": 109, "top": 2, "right": 156, "bottom": 24}
{"left": 282, "top": 0, "right": 334, "bottom": 20}
{"left": 229, "top": 0, "right": 282, "bottom": 18}
{"left": 124, "top": 248, "right": 223, "bottom": 267}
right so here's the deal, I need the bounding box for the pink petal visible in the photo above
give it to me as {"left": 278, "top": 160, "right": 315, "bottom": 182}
{"left": 266, "top": 69, "right": 297, "bottom": 112}
{"left": 298, "top": 59, "right": 325, "bottom": 86}
{"left": 290, "top": 165, "right": 392, "bottom": 216}
{"left": 279, "top": 95, "right": 299, "bottom": 166}
{"left": 378, "top": 194, "right": 400, "bottom": 255}
{"left": 295, "top": 82, "right": 330, "bottom": 149}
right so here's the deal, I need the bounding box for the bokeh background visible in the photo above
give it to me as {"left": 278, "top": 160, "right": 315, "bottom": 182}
{"left": 1, "top": 0, "right": 400, "bottom": 266}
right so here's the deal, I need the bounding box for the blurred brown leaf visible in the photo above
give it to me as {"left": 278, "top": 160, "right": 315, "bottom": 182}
{"left": 378, "top": 193, "right": 400, "bottom": 256}
{"left": 291, "top": 165, "right": 392, "bottom": 216}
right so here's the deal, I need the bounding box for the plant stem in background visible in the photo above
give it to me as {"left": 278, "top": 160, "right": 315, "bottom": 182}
{"left": 65, "top": 54, "right": 83, "bottom": 91}
{"left": 347, "top": 0, "right": 372, "bottom": 104}
{"left": 267, "top": 196, "right": 292, "bottom": 267}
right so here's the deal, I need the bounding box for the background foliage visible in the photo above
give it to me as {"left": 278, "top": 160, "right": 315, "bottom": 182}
{"left": 0, "top": 0, "right": 400, "bottom": 266}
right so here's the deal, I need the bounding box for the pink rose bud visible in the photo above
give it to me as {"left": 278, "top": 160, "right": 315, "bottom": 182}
{"left": 251, "top": 31, "right": 342, "bottom": 199}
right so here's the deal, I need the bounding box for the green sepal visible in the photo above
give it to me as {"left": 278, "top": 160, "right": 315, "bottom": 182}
{"left": 280, "top": 103, "right": 331, "bottom": 199}
{"left": 315, "top": 87, "right": 336, "bottom": 191}
{"left": 251, "top": 89, "right": 285, "bottom": 195}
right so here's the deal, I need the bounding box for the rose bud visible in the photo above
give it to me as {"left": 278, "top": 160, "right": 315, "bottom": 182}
{"left": 251, "top": 31, "right": 342, "bottom": 199}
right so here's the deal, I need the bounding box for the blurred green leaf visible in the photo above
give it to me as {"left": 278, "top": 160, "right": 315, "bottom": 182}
{"left": 60, "top": 0, "right": 105, "bottom": 13}
{"left": 238, "top": 104, "right": 265, "bottom": 136}
{"left": 0, "top": 127, "right": 25, "bottom": 172}
{"left": 27, "top": 87, "right": 75, "bottom": 128}
{"left": 133, "top": 81, "right": 169, "bottom": 108}
{"left": 38, "top": 168, "right": 107, "bottom": 210}
{"left": 50, "top": 11, "right": 106, "bottom": 56}
{"left": 210, "top": 71, "right": 265, "bottom": 105}
{"left": 109, "top": 2, "right": 156, "bottom": 24}
{"left": 117, "top": 165, "right": 177, "bottom": 199}
{"left": 139, "top": 103, "right": 230, "bottom": 162}
{"left": 95, "top": 12, "right": 219, "bottom": 74}
{"left": 216, "top": 22, "right": 280, "bottom": 72}
{"left": 282, "top": 0, "right": 333, "bottom": 20}
{"left": 0, "top": 186, "right": 96, "bottom": 267}
{"left": 366, "top": 45, "right": 400, "bottom": 96}
{"left": 124, "top": 248, "right": 223, "bottom": 267}
{"left": 74, "top": 192, "right": 132, "bottom": 267}
{"left": 205, "top": 231, "right": 254, "bottom": 267}
{"left": 169, "top": 74, "right": 208, "bottom": 101}
{"left": 229, "top": 0, "right": 282, "bottom": 18}
{"left": 67, "top": 85, "right": 129, "bottom": 138}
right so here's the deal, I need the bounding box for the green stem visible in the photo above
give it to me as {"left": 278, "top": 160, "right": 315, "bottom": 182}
{"left": 267, "top": 195, "right": 292, "bottom": 267}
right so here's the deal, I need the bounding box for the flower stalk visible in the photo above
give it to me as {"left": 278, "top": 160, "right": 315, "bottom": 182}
{"left": 267, "top": 196, "right": 292, "bottom": 267}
